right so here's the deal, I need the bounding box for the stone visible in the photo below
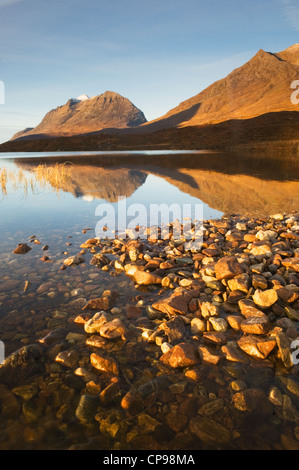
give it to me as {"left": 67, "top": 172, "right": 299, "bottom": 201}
{"left": 226, "top": 314, "right": 243, "bottom": 331}
{"left": 198, "top": 399, "right": 224, "bottom": 416}
{"left": 84, "top": 311, "right": 111, "bottom": 334}
{"left": 55, "top": 349, "right": 79, "bottom": 369}
{"left": 152, "top": 290, "right": 200, "bottom": 316}
{"left": 159, "top": 342, "right": 199, "bottom": 368}
{"left": 277, "top": 287, "right": 299, "bottom": 304}
{"left": 221, "top": 342, "right": 248, "bottom": 363}
{"left": 282, "top": 258, "right": 299, "bottom": 272}
{"left": 99, "top": 318, "right": 127, "bottom": 340}
{"left": 63, "top": 254, "right": 84, "bottom": 266}
{"left": 75, "top": 394, "right": 99, "bottom": 425}
{"left": 227, "top": 273, "right": 250, "bottom": 293}
{"left": 284, "top": 306, "right": 299, "bottom": 322}
{"left": 250, "top": 243, "right": 272, "bottom": 257}
{"left": 252, "top": 289, "right": 278, "bottom": 309}
{"left": 238, "top": 299, "right": 268, "bottom": 319}
{"left": 90, "top": 353, "right": 119, "bottom": 375}
{"left": 99, "top": 381, "right": 121, "bottom": 406}
{"left": 214, "top": 256, "right": 244, "bottom": 280}
{"left": 232, "top": 388, "right": 265, "bottom": 412}
{"left": 200, "top": 301, "right": 219, "bottom": 319}
{"left": 121, "top": 390, "right": 144, "bottom": 416}
{"left": 189, "top": 416, "right": 231, "bottom": 444}
{"left": 240, "top": 317, "right": 270, "bottom": 335}
{"left": 252, "top": 274, "right": 268, "bottom": 290}
{"left": 83, "top": 290, "right": 118, "bottom": 310}
{"left": 190, "top": 317, "right": 206, "bottom": 334}
{"left": 198, "top": 345, "right": 222, "bottom": 365}
{"left": 209, "top": 317, "right": 228, "bottom": 332}
{"left": 276, "top": 332, "right": 294, "bottom": 368}
{"left": 158, "top": 316, "right": 186, "bottom": 343}
{"left": 237, "top": 335, "right": 276, "bottom": 359}
{"left": 133, "top": 270, "right": 162, "bottom": 285}
{"left": 12, "top": 243, "right": 32, "bottom": 254}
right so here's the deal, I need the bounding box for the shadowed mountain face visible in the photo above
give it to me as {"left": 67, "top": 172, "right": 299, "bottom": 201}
{"left": 139, "top": 44, "right": 299, "bottom": 132}
{"left": 14, "top": 152, "right": 299, "bottom": 216}
{"left": 11, "top": 91, "right": 147, "bottom": 140}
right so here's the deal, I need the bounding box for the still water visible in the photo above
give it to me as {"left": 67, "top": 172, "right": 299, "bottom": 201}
{"left": 0, "top": 150, "right": 299, "bottom": 450}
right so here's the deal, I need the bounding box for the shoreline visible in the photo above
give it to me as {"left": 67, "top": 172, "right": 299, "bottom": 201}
{"left": 1, "top": 211, "right": 299, "bottom": 450}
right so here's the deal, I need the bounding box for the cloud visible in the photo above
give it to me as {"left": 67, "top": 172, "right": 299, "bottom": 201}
{"left": 281, "top": 0, "right": 299, "bottom": 31}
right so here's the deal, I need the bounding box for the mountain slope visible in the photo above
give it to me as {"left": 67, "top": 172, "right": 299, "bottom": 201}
{"left": 139, "top": 44, "right": 299, "bottom": 132}
{"left": 12, "top": 91, "right": 147, "bottom": 140}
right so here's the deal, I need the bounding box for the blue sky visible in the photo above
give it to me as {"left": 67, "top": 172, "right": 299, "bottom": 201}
{"left": 0, "top": 0, "right": 298, "bottom": 143}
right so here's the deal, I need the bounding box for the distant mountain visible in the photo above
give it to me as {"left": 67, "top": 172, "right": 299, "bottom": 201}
{"left": 11, "top": 91, "right": 147, "bottom": 140}
{"left": 140, "top": 44, "right": 299, "bottom": 132}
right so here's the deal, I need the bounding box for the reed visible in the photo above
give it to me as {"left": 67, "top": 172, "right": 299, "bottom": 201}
{"left": 0, "top": 163, "right": 72, "bottom": 197}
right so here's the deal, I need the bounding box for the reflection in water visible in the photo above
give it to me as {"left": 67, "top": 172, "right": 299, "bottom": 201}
{"left": 10, "top": 151, "right": 299, "bottom": 216}
{"left": 1, "top": 151, "right": 299, "bottom": 450}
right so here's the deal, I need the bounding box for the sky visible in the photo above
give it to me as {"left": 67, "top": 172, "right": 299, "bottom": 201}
{"left": 0, "top": 0, "right": 298, "bottom": 143}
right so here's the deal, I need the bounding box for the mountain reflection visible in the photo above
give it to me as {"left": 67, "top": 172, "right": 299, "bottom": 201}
{"left": 10, "top": 151, "right": 299, "bottom": 216}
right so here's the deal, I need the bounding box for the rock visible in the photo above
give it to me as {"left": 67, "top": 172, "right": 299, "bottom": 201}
{"left": 221, "top": 342, "right": 249, "bottom": 363}
{"left": 99, "top": 318, "right": 127, "bottom": 340}
{"left": 276, "top": 332, "right": 294, "bottom": 367}
{"left": 200, "top": 301, "right": 219, "bottom": 319}
{"left": 232, "top": 388, "right": 266, "bottom": 412}
{"left": 63, "top": 254, "right": 84, "bottom": 266}
{"left": 237, "top": 335, "right": 276, "bottom": 359}
{"left": 198, "top": 399, "right": 224, "bottom": 416}
{"left": 83, "top": 290, "right": 118, "bottom": 310}
{"left": 189, "top": 416, "right": 232, "bottom": 445}
{"left": 90, "top": 352, "right": 119, "bottom": 375}
{"left": 250, "top": 243, "right": 272, "bottom": 257}
{"left": 238, "top": 299, "right": 268, "bottom": 319}
{"left": 12, "top": 243, "right": 32, "bottom": 254}
{"left": 159, "top": 342, "right": 199, "bottom": 368}
{"left": 99, "top": 381, "right": 121, "bottom": 406}
{"left": 190, "top": 317, "right": 206, "bottom": 334}
{"left": 268, "top": 385, "right": 283, "bottom": 406}
{"left": 121, "top": 390, "right": 144, "bottom": 416}
{"left": 198, "top": 345, "right": 222, "bottom": 365}
{"left": 55, "top": 349, "right": 79, "bottom": 369}
{"left": 252, "top": 289, "right": 278, "bottom": 309}
{"left": 133, "top": 270, "right": 162, "bottom": 285}
{"left": 240, "top": 317, "right": 270, "bottom": 335}
{"left": 209, "top": 317, "right": 228, "bottom": 332}
{"left": 284, "top": 306, "right": 299, "bottom": 322}
{"left": 282, "top": 258, "right": 299, "bottom": 272}
{"left": 214, "top": 256, "right": 244, "bottom": 280}
{"left": 90, "top": 253, "right": 110, "bottom": 267}
{"left": 84, "top": 311, "right": 111, "bottom": 334}
{"left": 277, "top": 287, "right": 299, "bottom": 304}
{"left": 75, "top": 394, "right": 99, "bottom": 425}
{"left": 252, "top": 274, "right": 268, "bottom": 290}
{"left": 158, "top": 316, "right": 186, "bottom": 343}
{"left": 227, "top": 273, "right": 250, "bottom": 293}
{"left": 152, "top": 292, "right": 188, "bottom": 316}
{"left": 226, "top": 314, "right": 243, "bottom": 331}
{"left": 38, "top": 328, "right": 67, "bottom": 345}
{"left": 12, "top": 384, "right": 38, "bottom": 401}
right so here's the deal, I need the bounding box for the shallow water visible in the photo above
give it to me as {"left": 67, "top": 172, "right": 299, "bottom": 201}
{"left": 0, "top": 150, "right": 299, "bottom": 450}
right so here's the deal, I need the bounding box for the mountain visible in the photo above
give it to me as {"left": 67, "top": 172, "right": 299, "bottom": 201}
{"left": 11, "top": 91, "right": 147, "bottom": 140}
{"left": 139, "top": 44, "right": 299, "bottom": 132}
{"left": 3, "top": 43, "right": 299, "bottom": 153}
